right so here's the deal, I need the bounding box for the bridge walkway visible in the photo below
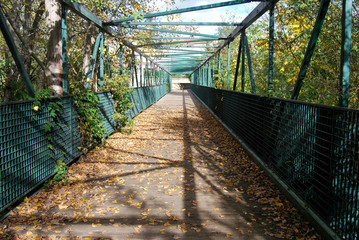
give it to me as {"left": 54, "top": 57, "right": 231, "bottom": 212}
{"left": 1, "top": 90, "right": 320, "bottom": 239}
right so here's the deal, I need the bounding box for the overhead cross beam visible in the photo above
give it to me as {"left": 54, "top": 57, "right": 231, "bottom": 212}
{"left": 61, "top": 0, "right": 113, "bottom": 35}
{"left": 118, "top": 22, "right": 241, "bottom": 27}
{"left": 106, "top": 0, "right": 262, "bottom": 25}
{"left": 137, "top": 38, "right": 223, "bottom": 47}
{"left": 121, "top": 25, "right": 220, "bottom": 39}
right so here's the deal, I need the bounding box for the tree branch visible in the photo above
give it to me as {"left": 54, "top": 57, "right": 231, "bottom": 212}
{"left": 0, "top": 5, "right": 46, "bottom": 71}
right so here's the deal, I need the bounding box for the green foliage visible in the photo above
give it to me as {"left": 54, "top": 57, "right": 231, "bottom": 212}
{"left": 71, "top": 83, "right": 107, "bottom": 151}
{"left": 53, "top": 159, "right": 68, "bottom": 184}
{"left": 0, "top": 59, "right": 11, "bottom": 97}
{"left": 121, "top": 118, "right": 135, "bottom": 134}
{"left": 103, "top": 71, "right": 134, "bottom": 127}
{"left": 32, "top": 89, "right": 55, "bottom": 111}
{"left": 32, "top": 89, "right": 63, "bottom": 161}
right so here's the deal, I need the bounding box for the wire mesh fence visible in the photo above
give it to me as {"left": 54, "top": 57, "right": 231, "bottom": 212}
{"left": 191, "top": 84, "right": 359, "bottom": 240}
{"left": 0, "top": 84, "right": 168, "bottom": 214}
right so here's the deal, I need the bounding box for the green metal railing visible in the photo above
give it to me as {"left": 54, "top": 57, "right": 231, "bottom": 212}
{"left": 191, "top": 84, "right": 358, "bottom": 240}
{"left": 0, "top": 96, "right": 81, "bottom": 212}
{"left": 0, "top": 84, "right": 168, "bottom": 214}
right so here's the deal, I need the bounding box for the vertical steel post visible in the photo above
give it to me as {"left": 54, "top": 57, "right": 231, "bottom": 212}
{"left": 132, "top": 50, "right": 139, "bottom": 87}
{"left": 145, "top": 59, "right": 149, "bottom": 86}
{"left": 233, "top": 36, "right": 242, "bottom": 91}
{"left": 154, "top": 65, "right": 156, "bottom": 85}
{"left": 86, "top": 33, "right": 102, "bottom": 89}
{"left": 139, "top": 55, "right": 143, "bottom": 87}
{"left": 62, "top": 5, "right": 68, "bottom": 95}
{"left": 212, "top": 56, "right": 215, "bottom": 87}
{"left": 208, "top": 60, "right": 212, "bottom": 87}
{"left": 0, "top": 7, "right": 35, "bottom": 97}
{"left": 130, "top": 58, "right": 134, "bottom": 86}
{"left": 99, "top": 33, "right": 104, "bottom": 89}
{"left": 268, "top": 4, "right": 274, "bottom": 95}
{"left": 119, "top": 45, "right": 123, "bottom": 75}
{"left": 227, "top": 42, "right": 231, "bottom": 90}
{"left": 151, "top": 62, "right": 153, "bottom": 85}
{"left": 241, "top": 32, "right": 246, "bottom": 92}
{"left": 291, "top": 0, "right": 331, "bottom": 100}
{"left": 339, "top": 0, "right": 353, "bottom": 107}
{"left": 245, "top": 34, "right": 256, "bottom": 94}
{"left": 219, "top": 52, "right": 223, "bottom": 87}
{"left": 159, "top": 68, "right": 161, "bottom": 85}
{"left": 105, "top": 46, "right": 112, "bottom": 78}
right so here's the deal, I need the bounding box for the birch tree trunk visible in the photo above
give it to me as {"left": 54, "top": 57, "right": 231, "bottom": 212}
{"left": 45, "top": 0, "right": 63, "bottom": 96}
{"left": 82, "top": 22, "right": 96, "bottom": 86}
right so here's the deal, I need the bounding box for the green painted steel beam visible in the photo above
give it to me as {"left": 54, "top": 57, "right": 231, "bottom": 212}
{"left": 268, "top": 5, "right": 274, "bottom": 94}
{"left": 119, "top": 45, "right": 123, "bottom": 74}
{"left": 192, "top": 1, "right": 278, "bottom": 74}
{"left": 134, "top": 37, "right": 200, "bottom": 40}
{"left": 0, "top": 7, "right": 35, "bottom": 97}
{"left": 105, "top": 46, "right": 112, "bottom": 78}
{"left": 62, "top": 6, "right": 68, "bottom": 95}
{"left": 158, "top": 49, "right": 212, "bottom": 54}
{"left": 291, "top": 0, "right": 331, "bottom": 100}
{"left": 241, "top": 32, "right": 245, "bottom": 92}
{"left": 245, "top": 34, "right": 256, "bottom": 94}
{"left": 154, "top": 46, "right": 218, "bottom": 49}
{"left": 122, "top": 25, "right": 220, "bottom": 39}
{"left": 155, "top": 53, "right": 212, "bottom": 57}
{"left": 119, "top": 22, "right": 241, "bottom": 26}
{"left": 107, "top": 0, "right": 259, "bottom": 24}
{"left": 99, "top": 34, "right": 104, "bottom": 89}
{"left": 86, "top": 33, "right": 102, "bottom": 88}
{"left": 158, "top": 59, "right": 206, "bottom": 63}
{"left": 339, "top": 0, "right": 353, "bottom": 108}
{"left": 61, "top": 0, "right": 113, "bottom": 35}
{"left": 137, "top": 38, "right": 222, "bottom": 47}
{"left": 145, "top": 49, "right": 212, "bottom": 54}
{"left": 157, "top": 55, "right": 204, "bottom": 58}
{"left": 233, "top": 36, "right": 242, "bottom": 91}
{"left": 227, "top": 42, "right": 231, "bottom": 90}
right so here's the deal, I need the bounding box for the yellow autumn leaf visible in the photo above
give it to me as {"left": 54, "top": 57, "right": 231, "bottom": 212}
{"left": 275, "top": 202, "right": 284, "bottom": 208}
{"left": 149, "top": 218, "right": 155, "bottom": 225}
{"left": 170, "top": 215, "right": 179, "bottom": 221}
{"left": 164, "top": 221, "right": 171, "bottom": 227}
{"left": 58, "top": 204, "right": 68, "bottom": 209}
{"left": 226, "top": 233, "right": 232, "bottom": 237}
{"left": 26, "top": 231, "right": 33, "bottom": 236}
{"left": 112, "top": 200, "right": 117, "bottom": 204}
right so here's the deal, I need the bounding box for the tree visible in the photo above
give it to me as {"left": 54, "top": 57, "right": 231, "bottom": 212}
{"left": 45, "top": 0, "right": 63, "bottom": 96}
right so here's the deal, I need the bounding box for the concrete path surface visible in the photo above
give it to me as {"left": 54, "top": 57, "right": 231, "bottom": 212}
{"left": 0, "top": 90, "right": 321, "bottom": 240}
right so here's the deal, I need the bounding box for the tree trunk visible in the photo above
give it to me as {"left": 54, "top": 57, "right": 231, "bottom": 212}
{"left": 45, "top": 0, "right": 63, "bottom": 96}
{"left": 82, "top": 22, "right": 96, "bottom": 86}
